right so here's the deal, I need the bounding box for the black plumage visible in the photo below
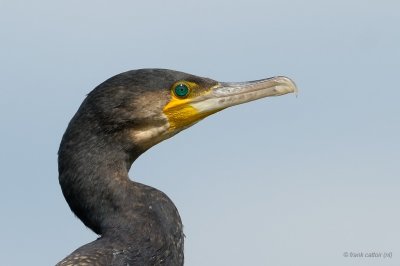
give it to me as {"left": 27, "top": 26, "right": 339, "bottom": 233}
{"left": 57, "top": 70, "right": 201, "bottom": 265}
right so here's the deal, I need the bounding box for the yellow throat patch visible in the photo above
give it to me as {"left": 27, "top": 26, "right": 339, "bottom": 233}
{"left": 162, "top": 81, "right": 216, "bottom": 132}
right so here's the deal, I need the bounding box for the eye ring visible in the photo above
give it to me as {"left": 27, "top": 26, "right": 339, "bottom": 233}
{"left": 173, "top": 83, "right": 190, "bottom": 98}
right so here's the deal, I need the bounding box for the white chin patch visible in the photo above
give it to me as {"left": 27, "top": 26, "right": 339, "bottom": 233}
{"left": 130, "top": 122, "right": 172, "bottom": 150}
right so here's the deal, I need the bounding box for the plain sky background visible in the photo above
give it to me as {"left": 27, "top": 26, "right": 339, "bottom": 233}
{"left": 1, "top": 0, "right": 399, "bottom": 265}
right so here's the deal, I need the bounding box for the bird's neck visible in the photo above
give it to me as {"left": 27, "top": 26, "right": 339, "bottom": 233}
{"left": 58, "top": 125, "right": 142, "bottom": 235}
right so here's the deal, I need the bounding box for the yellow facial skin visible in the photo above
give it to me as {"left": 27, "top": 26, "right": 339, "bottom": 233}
{"left": 163, "top": 81, "right": 217, "bottom": 132}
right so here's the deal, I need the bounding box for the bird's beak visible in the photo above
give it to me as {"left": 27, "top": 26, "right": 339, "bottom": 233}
{"left": 163, "top": 76, "right": 297, "bottom": 133}
{"left": 191, "top": 76, "right": 297, "bottom": 114}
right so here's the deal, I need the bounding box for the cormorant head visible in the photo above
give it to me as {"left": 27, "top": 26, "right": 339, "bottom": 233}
{"left": 81, "top": 69, "right": 297, "bottom": 153}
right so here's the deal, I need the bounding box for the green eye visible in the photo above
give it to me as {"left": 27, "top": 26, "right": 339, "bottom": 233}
{"left": 174, "top": 83, "right": 189, "bottom": 98}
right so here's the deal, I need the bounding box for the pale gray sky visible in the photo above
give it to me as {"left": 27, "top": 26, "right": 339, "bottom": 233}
{"left": 1, "top": 0, "right": 399, "bottom": 265}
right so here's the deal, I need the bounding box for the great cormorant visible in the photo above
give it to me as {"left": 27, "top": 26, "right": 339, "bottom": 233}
{"left": 56, "top": 69, "right": 296, "bottom": 265}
